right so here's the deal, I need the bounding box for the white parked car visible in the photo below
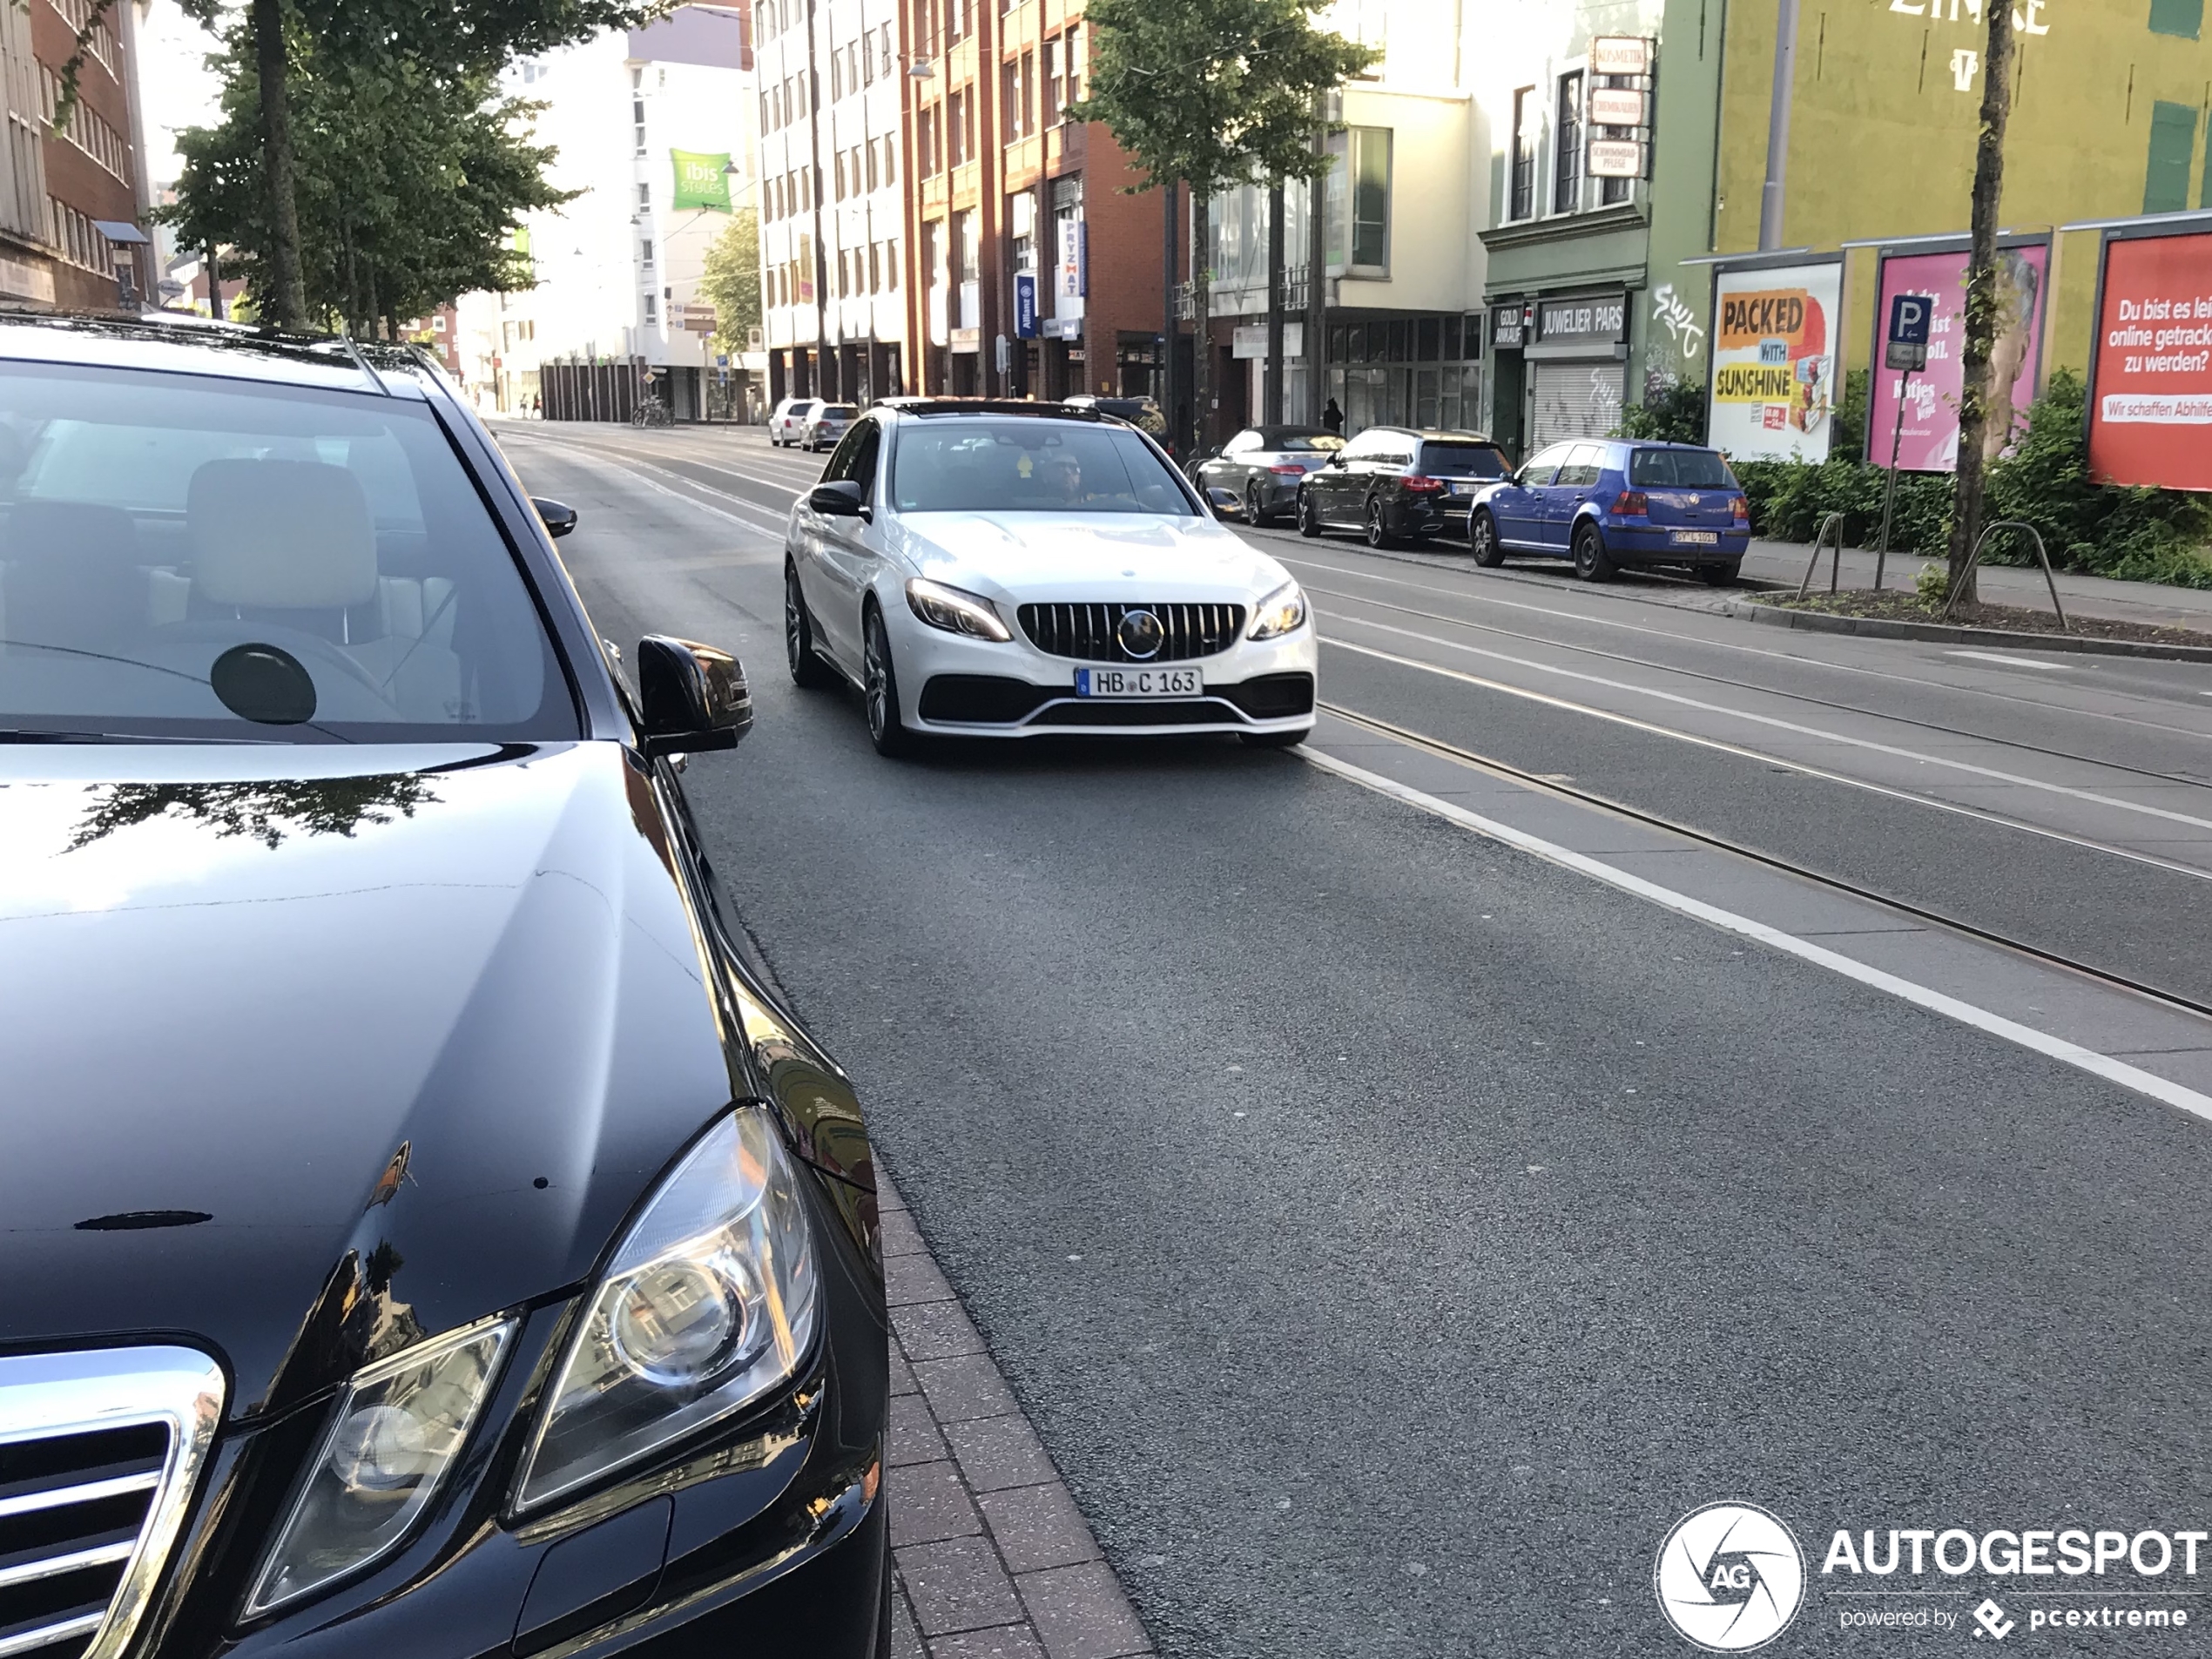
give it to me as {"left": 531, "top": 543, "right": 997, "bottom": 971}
{"left": 782, "top": 401, "right": 1317, "bottom": 755}
{"left": 767, "top": 395, "right": 819, "bottom": 446}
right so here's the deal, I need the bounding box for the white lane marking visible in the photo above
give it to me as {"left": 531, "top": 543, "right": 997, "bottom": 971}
{"left": 1323, "top": 616, "right": 2212, "bottom": 833}
{"left": 1299, "top": 746, "right": 2212, "bottom": 1123}
{"left": 515, "top": 429, "right": 812, "bottom": 500}
{"left": 1946, "top": 650, "right": 2074, "bottom": 671}
{"left": 1277, "top": 550, "right": 2212, "bottom": 738}
{"left": 509, "top": 439, "right": 791, "bottom": 535}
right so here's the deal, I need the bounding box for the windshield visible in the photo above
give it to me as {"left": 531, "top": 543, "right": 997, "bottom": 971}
{"left": 0, "top": 363, "right": 574, "bottom": 744}
{"left": 1629, "top": 447, "right": 1737, "bottom": 488}
{"left": 890, "top": 420, "right": 1197, "bottom": 516}
{"left": 1419, "top": 443, "right": 1509, "bottom": 479}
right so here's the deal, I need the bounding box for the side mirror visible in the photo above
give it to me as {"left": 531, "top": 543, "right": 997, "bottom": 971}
{"left": 533, "top": 497, "right": 577, "bottom": 538}
{"left": 636, "top": 635, "right": 752, "bottom": 758}
{"left": 808, "top": 479, "right": 868, "bottom": 518}
{"left": 1325, "top": 454, "right": 1345, "bottom": 469}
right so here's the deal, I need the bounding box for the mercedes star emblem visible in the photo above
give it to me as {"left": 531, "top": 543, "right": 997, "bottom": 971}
{"left": 1116, "top": 609, "right": 1165, "bottom": 660}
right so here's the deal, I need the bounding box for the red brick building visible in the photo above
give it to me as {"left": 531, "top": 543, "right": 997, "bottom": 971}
{"left": 21, "top": 0, "right": 151, "bottom": 310}
{"left": 898, "top": 0, "right": 1168, "bottom": 403}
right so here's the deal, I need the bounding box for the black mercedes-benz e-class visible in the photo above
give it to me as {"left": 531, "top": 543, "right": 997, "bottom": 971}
{"left": 0, "top": 316, "right": 890, "bottom": 1658}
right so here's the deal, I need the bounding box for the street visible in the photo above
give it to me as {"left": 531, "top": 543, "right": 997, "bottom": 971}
{"left": 502, "top": 421, "right": 2212, "bottom": 1657}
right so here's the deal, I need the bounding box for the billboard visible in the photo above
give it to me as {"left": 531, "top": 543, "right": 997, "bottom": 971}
{"left": 1708, "top": 262, "right": 1843, "bottom": 462}
{"left": 2088, "top": 230, "right": 2212, "bottom": 492}
{"left": 1867, "top": 244, "right": 2048, "bottom": 472}
{"left": 671, "top": 150, "right": 733, "bottom": 212}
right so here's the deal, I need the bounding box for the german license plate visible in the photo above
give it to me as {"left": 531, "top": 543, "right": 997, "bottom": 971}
{"left": 1450, "top": 481, "right": 1476, "bottom": 496}
{"left": 1672, "top": 529, "right": 1720, "bottom": 546}
{"left": 1074, "top": 666, "right": 1202, "bottom": 698}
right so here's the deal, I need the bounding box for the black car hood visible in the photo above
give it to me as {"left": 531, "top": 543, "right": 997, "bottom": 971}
{"left": 0, "top": 741, "right": 738, "bottom": 1419}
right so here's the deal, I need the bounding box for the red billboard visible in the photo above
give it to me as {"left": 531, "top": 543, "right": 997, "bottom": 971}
{"left": 2088, "top": 231, "right": 2212, "bottom": 492}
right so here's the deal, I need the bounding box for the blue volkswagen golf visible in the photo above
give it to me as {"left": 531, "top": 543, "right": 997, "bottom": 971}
{"left": 1464, "top": 439, "right": 1750, "bottom": 583}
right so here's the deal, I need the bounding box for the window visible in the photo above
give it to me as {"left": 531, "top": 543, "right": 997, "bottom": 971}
{"left": 1042, "top": 37, "right": 1061, "bottom": 125}
{"left": 1001, "top": 60, "right": 1018, "bottom": 139}
{"left": 1629, "top": 447, "right": 1736, "bottom": 488}
{"left": 1556, "top": 442, "right": 1606, "bottom": 487}
{"left": 867, "top": 139, "right": 879, "bottom": 191}
{"left": 637, "top": 182, "right": 651, "bottom": 209}
{"left": 1348, "top": 126, "right": 1391, "bottom": 272}
{"left": 640, "top": 239, "right": 654, "bottom": 267}
{"left": 1510, "top": 87, "right": 1536, "bottom": 219}
{"left": 949, "top": 90, "right": 968, "bottom": 165}
{"left": 1414, "top": 442, "right": 1507, "bottom": 479}
{"left": 0, "top": 368, "right": 572, "bottom": 740}
{"left": 644, "top": 293, "right": 658, "bottom": 321}
{"left": 1554, "top": 71, "right": 1583, "bottom": 213}
{"left": 2146, "top": 101, "right": 2198, "bottom": 214}
{"left": 884, "top": 139, "right": 897, "bottom": 186}
{"left": 888, "top": 421, "right": 1195, "bottom": 515}
{"left": 1519, "top": 443, "right": 1573, "bottom": 483}
{"left": 862, "top": 30, "right": 874, "bottom": 79}
{"left": 831, "top": 50, "right": 842, "bottom": 98}
{"left": 1022, "top": 51, "right": 1035, "bottom": 134}
{"left": 2150, "top": 0, "right": 2202, "bottom": 36}
{"left": 887, "top": 237, "right": 900, "bottom": 288}
{"left": 1067, "top": 24, "right": 1083, "bottom": 104}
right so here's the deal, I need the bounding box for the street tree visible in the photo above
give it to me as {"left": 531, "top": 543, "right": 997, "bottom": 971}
{"left": 167, "top": 32, "right": 569, "bottom": 334}
{"left": 1946, "top": 0, "right": 2018, "bottom": 609}
{"left": 173, "top": 0, "right": 669, "bottom": 330}
{"left": 700, "top": 206, "right": 763, "bottom": 364}
{"left": 1074, "top": 0, "right": 1371, "bottom": 458}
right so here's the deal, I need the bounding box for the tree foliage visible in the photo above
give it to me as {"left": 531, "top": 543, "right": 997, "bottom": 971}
{"left": 165, "top": 25, "right": 571, "bottom": 331}
{"left": 699, "top": 207, "right": 761, "bottom": 361}
{"left": 1072, "top": 0, "right": 1372, "bottom": 193}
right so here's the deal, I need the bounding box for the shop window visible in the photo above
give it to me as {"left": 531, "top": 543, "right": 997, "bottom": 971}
{"left": 1442, "top": 314, "right": 1462, "bottom": 361}
{"left": 1417, "top": 316, "right": 1440, "bottom": 361}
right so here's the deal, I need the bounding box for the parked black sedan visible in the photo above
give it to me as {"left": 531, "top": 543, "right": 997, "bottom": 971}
{"left": 0, "top": 316, "right": 890, "bottom": 1658}
{"left": 1296, "top": 426, "right": 1511, "bottom": 547}
{"left": 1190, "top": 425, "right": 1344, "bottom": 526}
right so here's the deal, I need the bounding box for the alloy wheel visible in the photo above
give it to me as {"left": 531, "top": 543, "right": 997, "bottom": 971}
{"left": 1366, "top": 499, "right": 1389, "bottom": 549}
{"left": 1298, "top": 492, "right": 1322, "bottom": 538}
{"left": 1245, "top": 482, "right": 1265, "bottom": 526}
{"left": 1470, "top": 512, "right": 1502, "bottom": 567}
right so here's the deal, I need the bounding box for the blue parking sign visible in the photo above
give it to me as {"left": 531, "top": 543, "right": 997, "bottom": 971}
{"left": 1888, "top": 293, "right": 1932, "bottom": 347}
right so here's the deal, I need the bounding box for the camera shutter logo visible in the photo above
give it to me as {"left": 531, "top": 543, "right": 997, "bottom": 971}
{"left": 1655, "top": 1502, "right": 1805, "bottom": 1651}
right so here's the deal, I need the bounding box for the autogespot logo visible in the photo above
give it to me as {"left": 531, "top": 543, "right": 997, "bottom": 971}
{"left": 1656, "top": 1503, "right": 1808, "bottom": 1652}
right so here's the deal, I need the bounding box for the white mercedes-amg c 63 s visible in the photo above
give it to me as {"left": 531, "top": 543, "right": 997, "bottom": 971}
{"left": 782, "top": 401, "right": 1317, "bottom": 756}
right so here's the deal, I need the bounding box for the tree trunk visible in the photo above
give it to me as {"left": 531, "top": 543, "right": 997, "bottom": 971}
{"left": 1264, "top": 179, "right": 1284, "bottom": 425}
{"left": 1945, "top": 0, "right": 2017, "bottom": 609}
{"left": 205, "top": 241, "right": 223, "bottom": 320}
{"left": 1190, "top": 186, "right": 1211, "bottom": 460}
{"left": 251, "top": 0, "right": 307, "bottom": 329}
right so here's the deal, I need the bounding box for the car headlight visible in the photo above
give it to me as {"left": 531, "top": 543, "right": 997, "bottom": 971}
{"left": 512, "top": 1108, "right": 819, "bottom": 1513}
{"left": 245, "top": 1314, "right": 516, "bottom": 1616}
{"left": 907, "top": 577, "right": 1012, "bottom": 641}
{"left": 1247, "top": 580, "right": 1307, "bottom": 640}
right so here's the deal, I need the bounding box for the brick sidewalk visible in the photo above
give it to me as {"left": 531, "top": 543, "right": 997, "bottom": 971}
{"left": 880, "top": 1176, "right": 1153, "bottom": 1659}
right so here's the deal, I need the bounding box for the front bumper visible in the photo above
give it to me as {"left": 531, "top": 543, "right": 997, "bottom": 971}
{"left": 139, "top": 1166, "right": 888, "bottom": 1658}
{"left": 891, "top": 607, "right": 1319, "bottom": 739}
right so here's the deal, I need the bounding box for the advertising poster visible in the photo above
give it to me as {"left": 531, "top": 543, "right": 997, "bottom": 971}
{"left": 670, "top": 151, "right": 733, "bottom": 212}
{"left": 2088, "top": 231, "right": 2212, "bottom": 492}
{"left": 1868, "top": 245, "right": 2048, "bottom": 472}
{"left": 1707, "top": 262, "right": 1843, "bottom": 462}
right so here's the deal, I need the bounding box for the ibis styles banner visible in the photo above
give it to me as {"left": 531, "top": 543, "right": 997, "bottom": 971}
{"left": 671, "top": 151, "right": 733, "bottom": 212}
{"left": 1868, "top": 245, "right": 2047, "bottom": 473}
{"left": 1708, "top": 262, "right": 1843, "bottom": 462}
{"left": 2088, "top": 231, "right": 2212, "bottom": 493}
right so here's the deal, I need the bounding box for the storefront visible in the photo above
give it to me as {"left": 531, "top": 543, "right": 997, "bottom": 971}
{"left": 1521, "top": 291, "right": 1629, "bottom": 448}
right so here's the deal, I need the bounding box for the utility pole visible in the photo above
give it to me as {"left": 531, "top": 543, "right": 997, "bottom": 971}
{"left": 1946, "top": 0, "right": 2018, "bottom": 610}
{"left": 1305, "top": 96, "right": 1325, "bottom": 424}
{"left": 1757, "top": 0, "right": 1801, "bottom": 251}
{"left": 1264, "top": 179, "right": 1285, "bottom": 424}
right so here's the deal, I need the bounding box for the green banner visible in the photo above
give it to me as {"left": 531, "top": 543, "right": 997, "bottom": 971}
{"left": 671, "top": 150, "right": 733, "bottom": 212}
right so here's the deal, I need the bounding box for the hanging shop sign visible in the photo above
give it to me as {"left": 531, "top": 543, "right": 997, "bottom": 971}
{"left": 671, "top": 151, "right": 733, "bottom": 212}
{"left": 1707, "top": 261, "right": 1844, "bottom": 462}
{"left": 2087, "top": 228, "right": 2212, "bottom": 492}
{"left": 1589, "top": 35, "right": 1653, "bottom": 75}
{"left": 1865, "top": 243, "right": 2047, "bottom": 473}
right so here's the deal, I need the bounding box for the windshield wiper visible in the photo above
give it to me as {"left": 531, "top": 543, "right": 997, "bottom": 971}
{"left": 0, "top": 729, "right": 272, "bottom": 745}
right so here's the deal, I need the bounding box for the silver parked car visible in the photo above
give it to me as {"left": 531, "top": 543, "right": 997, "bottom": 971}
{"left": 801, "top": 402, "right": 858, "bottom": 452}
{"left": 1193, "top": 425, "right": 1347, "bottom": 527}
{"left": 768, "top": 395, "right": 819, "bottom": 447}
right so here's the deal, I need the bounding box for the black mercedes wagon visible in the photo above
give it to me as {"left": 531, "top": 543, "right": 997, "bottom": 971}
{"left": 0, "top": 317, "right": 891, "bottom": 1657}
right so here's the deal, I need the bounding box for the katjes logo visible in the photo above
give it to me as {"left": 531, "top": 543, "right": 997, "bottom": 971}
{"left": 1656, "top": 1503, "right": 1807, "bottom": 1652}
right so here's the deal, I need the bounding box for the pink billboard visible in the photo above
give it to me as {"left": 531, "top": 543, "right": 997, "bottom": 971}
{"left": 1866, "top": 245, "right": 2049, "bottom": 473}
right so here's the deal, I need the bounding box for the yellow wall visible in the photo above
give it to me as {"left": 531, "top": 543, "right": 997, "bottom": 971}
{"left": 1716, "top": 0, "right": 2212, "bottom": 375}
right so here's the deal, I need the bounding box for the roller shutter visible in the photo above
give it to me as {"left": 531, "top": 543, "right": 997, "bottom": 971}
{"left": 1528, "top": 358, "right": 1627, "bottom": 448}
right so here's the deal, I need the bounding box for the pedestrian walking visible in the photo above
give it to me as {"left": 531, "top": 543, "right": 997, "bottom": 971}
{"left": 1322, "top": 397, "right": 1344, "bottom": 434}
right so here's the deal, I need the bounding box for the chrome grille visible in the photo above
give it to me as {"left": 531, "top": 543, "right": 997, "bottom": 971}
{"left": 1016, "top": 603, "right": 1247, "bottom": 663}
{"left": 0, "top": 1350, "right": 225, "bottom": 1659}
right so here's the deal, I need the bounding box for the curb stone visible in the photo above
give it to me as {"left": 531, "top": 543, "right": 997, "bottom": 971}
{"left": 1725, "top": 597, "right": 2212, "bottom": 663}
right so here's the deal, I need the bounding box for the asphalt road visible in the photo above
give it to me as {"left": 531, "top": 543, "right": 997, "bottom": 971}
{"left": 501, "top": 421, "right": 2212, "bottom": 1656}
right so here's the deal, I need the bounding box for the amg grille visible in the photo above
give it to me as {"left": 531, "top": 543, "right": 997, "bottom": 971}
{"left": 1017, "top": 603, "right": 1246, "bottom": 663}
{"left": 0, "top": 1349, "right": 225, "bottom": 1659}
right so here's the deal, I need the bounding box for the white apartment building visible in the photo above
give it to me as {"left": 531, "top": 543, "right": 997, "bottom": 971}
{"left": 1204, "top": 0, "right": 1489, "bottom": 439}
{"left": 754, "top": 0, "right": 906, "bottom": 404}
{"left": 455, "top": 4, "right": 758, "bottom": 420}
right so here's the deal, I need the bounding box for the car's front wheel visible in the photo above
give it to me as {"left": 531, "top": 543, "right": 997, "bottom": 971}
{"left": 1469, "top": 509, "right": 1504, "bottom": 567}
{"left": 863, "top": 606, "right": 917, "bottom": 757}
{"left": 1298, "top": 490, "right": 1323, "bottom": 538}
{"left": 1572, "top": 520, "right": 1617, "bottom": 582}
{"left": 786, "top": 563, "right": 839, "bottom": 689}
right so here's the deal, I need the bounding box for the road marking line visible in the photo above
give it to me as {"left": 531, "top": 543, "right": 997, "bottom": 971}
{"left": 509, "top": 440, "right": 790, "bottom": 535}
{"left": 1299, "top": 746, "right": 2212, "bottom": 1123}
{"left": 1317, "top": 637, "right": 2212, "bottom": 881}
{"left": 1946, "top": 650, "right": 2074, "bottom": 671}
{"left": 1323, "top": 618, "right": 2212, "bottom": 833}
